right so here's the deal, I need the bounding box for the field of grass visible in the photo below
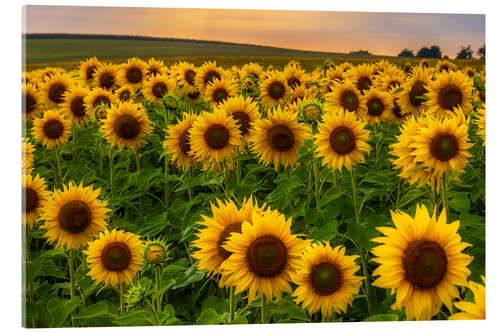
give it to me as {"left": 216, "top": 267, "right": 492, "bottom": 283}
{"left": 23, "top": 35, "right": 484, "bottom": 72}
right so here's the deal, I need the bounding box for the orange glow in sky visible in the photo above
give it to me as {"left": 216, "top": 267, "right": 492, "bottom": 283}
{"left": 25, "top": 6, "right": 485, "bottom": 57}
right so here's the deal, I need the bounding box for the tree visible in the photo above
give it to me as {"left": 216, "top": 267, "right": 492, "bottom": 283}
{"left": 398, "top": 49, "right": 414, "bottom": 57}
{"left": 456, "top": 45, "right": 473, "bottom": 59}
{"left": 416, "top": 45, "right": 442, "bottom": 59}
{"left": 478, "top": 44, "right": 485, "bottom": 58}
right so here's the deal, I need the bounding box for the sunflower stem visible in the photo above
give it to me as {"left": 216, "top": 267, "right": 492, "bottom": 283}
{"left": 163, "top": 101, "right": 170, "bottom": 208}
{"left": 99, "top": 134, "right": 103, "bottom": 177}
{"left": 229, "top": 286, "right": 235, "bottom": 323}
{"left": 108, "top": 145, "right": 114, "bottom": 198}
{"left": 135, "top": 149, "right": 144, "bottom": 217}
{"left": 155, "top": 266, "right": 162, "bottom": 313}
{"left": 72, "top": 124, "right": 78, "bottom": 160}
{"left": 68, "top": 249, "right": 76, "bottom": 327}
{"left": 187, "top": 168, "right": 193, "bottom": 201}
{"left": 261, "top": 295, "right": 267, "bottom": 324}
{"left": 441, "top": 173, "right": 449, "bottom": 218}
{"left": 119, "top": 283, "right": 124, "bottom": 316}
{"left": 350, "top": 169, "right": 360, "bottom": 224}
{"left": 55, "top": 145, "right": 63, "bottom": 189}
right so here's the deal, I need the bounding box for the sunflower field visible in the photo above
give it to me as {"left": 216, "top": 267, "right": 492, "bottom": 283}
{"left": 22, "top": 57, "right": 485, "bottom": 327}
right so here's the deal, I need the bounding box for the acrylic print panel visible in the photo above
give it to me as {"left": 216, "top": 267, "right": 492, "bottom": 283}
{"left": 22, "top": 4, "right": 485, "bottom": 327}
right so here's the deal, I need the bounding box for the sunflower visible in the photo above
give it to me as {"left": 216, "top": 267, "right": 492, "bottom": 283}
{"left": 300, "top": 99, "right": 325, "bottom": 122}
{"left": 360, "top": 88, "right": 392, "bottom": 123}
{"left": 289, "top": 84, "right": 314, "bottom": 104}
{"left": 424, "top": 71, "right": 474, "bottom": 119}
{"left": 164, "top": 112, "right": 199, "bottom": 171}
{"left": 474, "top": 107, "right": 485, "bottom": 145}
{"left": 93, "top": 63, "right": 119, "bottom": 90}
{"left": 374, "top": 69, "right": 405, "bottom": 92}
{"left": 143, "top": 74, "right": 175, "bottom": 103}
{"left": 191, "top": 197, "right": 265, "bottom": 277}
{"left": 203, "top": 78, "right": 237, "bottom": 106}
{"left": 347, "top": 64, "right": 374, "bottom": 94}
{"left": 321, "top": 67, "right": 346, "bottom": 95}
{"left": 100, "top": 102, "right": 153, "bottom": 150}
{"left": 174, "top": 61, "right": 197, "bottom": 94}
{"left": 23, "top": 173, "right": 50, "bottom": 228}
{"left": 220, "top": 208, "right": 307, "bottom": 302}
{"left": 189, "top": 108, "right": 242, "bottom": 163}
{"left": 371, "top": 204, "right": 472, "bottom": 320}
{"left": 84, "top": 229, "right": 144, "bottom": 287}
{"left": 61, "top": 86, "right": 90, "bottom": 126}
{"left": 143, "top": 237, "right": 171, "bottom": 268}
{"left": 115, "top": 85, "right": 136, "bottom": 102}
{"left": 79, "top": 57, "right": 101, "bottom": 82}
{"left": 314, "top": 108, "right": 371, "bottom": 171}
{"left": 292, "top": 242, "right": 363, "bottom": 318}
{"left": 448, "top": 276, "right": 485, "bottom": 320}
{"left": 398, "top": 67, "right": 432, "bottom": 116}
{"left": 39, "top": 73, "right": 74, "bottom": 107}
{"left": 146, "top": 58, "right": 166, "bottom": 77}
{"left": 119, "top": 57, "right": 148, "bottom": 89}
{"left": 435, "top": 60, "right": 457, "bottom": 73}
{"left": 419, "top": 59, "right": 430, "bottom": 69}
{"left": 283, "top": 64, "right": 306, "bottom": 89}
{"left": 462, "top": 66, "right": 476, "bottom": 78}
{"left": 41, "top": 182, "right": 110, "bottom": 249}
{"left": 23, "top": 83, "right": 43, "bottom": 121}
{"left": 387, "top": 87, "right": 407, "bottom": 124}
{"left": 259, "top": 72, "right": 290, "bottom": 108}
{"left": 324, "top": 79, "right": 367, "bottom": 116}
{"left": 195, "top": 61, "right": 225, "bottom": 90}
{"left": 390, "top": 116, "right": 438, "bottom": 188}
{"left": 216, "top": 95, "right": 260, "bottom": 140}
{"left": 22, "top": 137, "right": 35, "bottom": 174}
{"left": 32, "top": 110, "right": 71, "bottom": 149}
{"left": 84, "top": 87, "right": 116, "bottom": 120}
{"left": 411, "top": 112, "right": 472, "bottom": 177}
{"left": 249, "top": 106, "right": 311, "bottom": 170}
{"left": 240, "top": 62, "right": 263, "bottom": 80}
{"left": 186, "top": 90, "right": 201, "bottom": 103}
{"left": 38, "top": 67, "right": 65, "bottom": 83}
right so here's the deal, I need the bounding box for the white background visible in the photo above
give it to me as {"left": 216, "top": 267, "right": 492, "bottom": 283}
{"left": 1, "top": 0, "right": 497, "bottom": 332}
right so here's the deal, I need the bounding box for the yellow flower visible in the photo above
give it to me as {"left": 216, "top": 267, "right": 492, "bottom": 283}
{"left": 32, "top": 110, "right": 71, "bottom": 149}
{"left": 23, "top": 173, "right": 50, "bottom": 228}
{"left": 448, "top": 276, "right": 485, "bottom": 320}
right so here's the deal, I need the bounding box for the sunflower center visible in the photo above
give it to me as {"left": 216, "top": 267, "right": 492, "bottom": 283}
{"left": 48, "top": 83, "right": 66, "bottom": 104}
{"left": 148, "top": 68, "right": 159, "bottom": 76}
{"left": 93, "top": 95, "right": 110, "bottom": 108}
{"left": 357, "top": 76, "right": 371, "bottom": 92}
{"left": 113, "top": 114, "right": 141, "bottom": 140}
{"left": 119, "top": 90, "right": 130, "bottom": 101}
{"left": 152, "top": 82, "right": 168, "bottom": 98}
{"left": 367, "top": 97, "right": 384, "bottom": 117}
{"left": 329, "top": 126, "right": 356, "bottom": 155}
{"left": 217, "top": 222, "right": 243, "bottom": 260}
{"left": 126, "top": 66, "right": 143, "bottom": 83}
{"left": 188, "top": 91, "right": 200, "bottom": 100}
{"left": 101, "top": 242, "right": 132, "bottom": 272}
{"left": 268, "top": 81, "right": 286, "bottom": 100}
{"left": 311, "top": 262, "right": 343, "bottom": 296}
{"left": 267, "top": 125, "right": 295, "bottom": 152}
{"left": 58, "top": 200, "right": 91, "bottom": 234}
{"left": 340, "top": 90, "right": 359, "bottom": 112}
{"left": 479, "top": 91, "right": 485, "bottom": 102}
{"left": 438, "top": 84, "right": 463, "bottom": 110}
{"left": 100, "top": 72, "right": 115, "bottom": 89}
{"left": 287, "top": 77, "right": 301, "bottom": 89}
{"left": 232, "top": 111, "right": 251, "bottom": 135}
{"left": 389, "top": 80, "right": 400, "bottom": 89}
{"left": 42, "top": 119, "right": 64, "bottom": 139}
{"left": 247, "top": 235, "right": 287, "bottom": 277}
{"left": 430, "top": 133, "right": 459, "bottom": 161}
{"left": 213, "top": 87, "right": 229, "bottom": 103}
{"left": 70, "top": 96, "right": 86, "bottom": 117}
{"left": 204, "top": 124, "right": 230, "bottom": 150}
{"left": 409, "top": 80, "right": 428, "bottom": 107}
{"left": 184, "top": 70, "right": 196, "bottom": 85}
{"left": 440, "top": 65, "right": 449, "bottom": 72}
{"left": 86, "top": 66, "right": 97, "bottom": 80}
{"left": 403, "top": 240, "right": 447, "bottom": 290}
{"left": 24, "top": 187, "right": 38, "bottom": 212}
{"left": 204, "top": 71, "right": 221, "bottom": 85}
{"left": 24, "top": 93, "right": 36, "bottom": 114}
{"left": 178, "top": 129, "right": 191, "bottom": 155}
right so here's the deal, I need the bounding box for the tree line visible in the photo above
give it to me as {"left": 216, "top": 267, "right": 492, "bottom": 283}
{"left": 397, "top": 44, "right": 485, "bottom": 59}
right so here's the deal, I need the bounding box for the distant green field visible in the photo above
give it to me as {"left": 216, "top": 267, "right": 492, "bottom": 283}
{"left": 23, "top": 36, "right": 485, "bottom": 72}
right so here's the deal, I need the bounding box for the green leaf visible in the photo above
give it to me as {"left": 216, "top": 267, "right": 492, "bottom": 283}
{"left": 137, "top": 211, "right": 169, "bottom": 236}
{"left": 310, "top": 221, "right": 337, "bottom": 241}
{"left": 317, "top": 186, "right": 344, "bottom": 209}
{"left": 415, "top": 95, "right": 431, "bottom": 101}
{"left": 47, "top": 296, "right": 81, "bottom": 327}
{"left": 114, "top": 310, "right": 153, "bottom": 326}
{"left": 450, "top": 192, "right": 470, "bottom": 214}
{"left": 398, "top": 188, "right": 426, "bottom": 208}
{"left": 196, "top": 308, "right": 225, "bottom": 325}
{"left": 363, "top": 313, "right": 399, "bottom": 321}
{"left": 74, "top": 302, "right": 114, "bottom": 320}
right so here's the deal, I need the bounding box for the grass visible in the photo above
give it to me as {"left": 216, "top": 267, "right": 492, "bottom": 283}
{"left": 23, "top": 35, "right": 485, "bottom": 72}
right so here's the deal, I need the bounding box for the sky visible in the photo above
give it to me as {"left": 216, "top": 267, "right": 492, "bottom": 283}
{"left": 24, "top": 5, "right": 485, "bottom": 57}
